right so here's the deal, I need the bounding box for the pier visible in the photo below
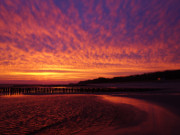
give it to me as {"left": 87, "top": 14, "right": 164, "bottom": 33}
{"left": 0, "top": 86, "right": 109, "bottom": 95}
{"left": 0, "top": 85, "right": 162, "bottom": 96}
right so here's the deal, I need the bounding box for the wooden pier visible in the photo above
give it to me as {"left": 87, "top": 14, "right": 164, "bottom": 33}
{"left": 0, "top": 86, "right": 113, "bottom": 95}
{"left": 0, "top": 86, "right": 162, "bottom": 95}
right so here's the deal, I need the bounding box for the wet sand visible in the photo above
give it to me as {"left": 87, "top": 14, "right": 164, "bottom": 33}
{"left": 0, "top": 94, "right": 180, "bottom": 135}
{"left": 114, "top": 93, "right": 180, "bottom": 116}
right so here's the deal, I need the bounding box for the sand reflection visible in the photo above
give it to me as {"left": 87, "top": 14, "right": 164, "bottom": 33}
{"left": 100, "top": 95, "right": 180, "bottom": 135}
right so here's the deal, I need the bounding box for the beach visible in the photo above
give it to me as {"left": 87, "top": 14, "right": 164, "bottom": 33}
{"left": 0, "top": 94, "right": 180, "bottom": 135}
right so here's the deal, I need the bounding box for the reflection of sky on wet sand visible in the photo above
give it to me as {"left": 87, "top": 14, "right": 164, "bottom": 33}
{"left": 0, "top": 95, "right": 180, "bottom": 135}
{"left": 101, "top": 95, "right": 180, "bottom": 135}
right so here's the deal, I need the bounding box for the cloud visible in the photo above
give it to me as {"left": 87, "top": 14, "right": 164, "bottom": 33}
{"left": 0, "top": 0, "right": 179, "bottom": 84}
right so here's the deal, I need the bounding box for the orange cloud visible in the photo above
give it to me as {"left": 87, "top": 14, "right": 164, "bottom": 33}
{"left": 0, "top": 0, "right": 179, "bottom": 84}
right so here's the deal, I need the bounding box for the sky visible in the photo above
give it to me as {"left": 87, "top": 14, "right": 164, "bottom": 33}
{"left": 0, "top": 0, "right": 180, "bottom": 84}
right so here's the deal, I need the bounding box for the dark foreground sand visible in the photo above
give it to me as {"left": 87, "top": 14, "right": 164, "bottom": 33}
{"left": 0, "top": 94, "right": 180, "bottom": 135}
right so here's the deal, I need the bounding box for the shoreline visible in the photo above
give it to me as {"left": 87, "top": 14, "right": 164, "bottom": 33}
{"left": 112, "top": 93, "right": 180, "bottom": 116}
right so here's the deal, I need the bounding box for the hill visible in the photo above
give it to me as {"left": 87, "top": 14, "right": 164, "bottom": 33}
{"left": 78, "top": 70, "right": 180, "bottom": 84}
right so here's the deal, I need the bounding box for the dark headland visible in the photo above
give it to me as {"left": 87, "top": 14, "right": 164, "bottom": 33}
{"left": 78, "top": 69, "right": 180, "bottom": 84}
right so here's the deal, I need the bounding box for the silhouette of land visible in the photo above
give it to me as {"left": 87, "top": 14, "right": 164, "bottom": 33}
{"left": 78, "top": 69, "right": 180, "bottom": 84}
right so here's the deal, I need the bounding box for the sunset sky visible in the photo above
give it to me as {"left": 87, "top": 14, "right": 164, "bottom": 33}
{"left": 0, "top": 0, "right": 180, "bottom": 84}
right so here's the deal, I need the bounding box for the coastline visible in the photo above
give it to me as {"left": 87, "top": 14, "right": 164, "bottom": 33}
{"left": 112, "top": 92, "right": 180, "bottom": 116}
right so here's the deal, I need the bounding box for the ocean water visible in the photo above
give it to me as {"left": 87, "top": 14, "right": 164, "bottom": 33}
{"left": 0, "top": 94, "right": 180, "bottom": 135}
